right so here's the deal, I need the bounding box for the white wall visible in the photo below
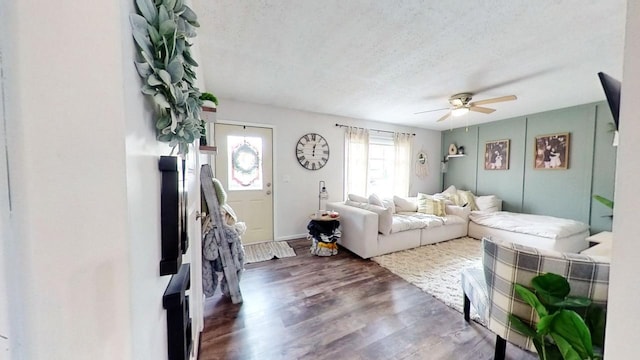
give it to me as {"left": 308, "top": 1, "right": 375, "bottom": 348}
{"left": 216, "top": 99, "right": 441, "bottom": 240}
{"left": 4, "top": 1, "right": 133, "bottom": 359}
{"left": 119, "top": 0, "right": 173, "bottom": 359}
{"left": 605, "top": 2, "right": 639, "bottom": 358}
{"left": 2, "top": 0, "right": 201, "bottom": 359}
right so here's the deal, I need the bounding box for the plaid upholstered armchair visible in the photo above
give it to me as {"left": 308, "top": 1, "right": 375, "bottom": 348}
{"left": 461, "top": 237, "right": 610, "bottom": 360}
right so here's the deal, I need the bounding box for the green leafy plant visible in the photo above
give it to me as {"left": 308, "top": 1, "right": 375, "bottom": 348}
{"left": 593, "top": 195, "right": 614, "bottom": 210}
{"left": 200, "top": 92, "right": 218, "bottom": 106}
{"left": 198, "top": 92, "right": 218, "bottom": 146}
{"left": 130, "top": 0, "right": 204, "bottom": 155}
{"left": 509, "top": 273, "right": 606, "bottom": 360}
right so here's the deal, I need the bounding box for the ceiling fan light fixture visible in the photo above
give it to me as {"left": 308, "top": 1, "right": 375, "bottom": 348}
{"left": 451, "top": 107, "right": 470, "bottom": 117}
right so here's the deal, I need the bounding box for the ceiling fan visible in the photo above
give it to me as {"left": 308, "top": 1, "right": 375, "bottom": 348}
{"left": 415, "top": 93, "right": 517, "bottom": 122}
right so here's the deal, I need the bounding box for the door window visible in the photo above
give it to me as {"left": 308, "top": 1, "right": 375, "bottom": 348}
{"left": 227, "top": 135, "right": 263, "bottom": 191}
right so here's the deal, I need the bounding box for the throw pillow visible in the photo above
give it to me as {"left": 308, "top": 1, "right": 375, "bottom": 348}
{"left": 368, "top": 193, "right": 384, "bottom": 207}
{"left": 475, "top": 195, "right": 502, "bottom": 212}
{"left": 382, "top": 198, "right": 396, "bottom": 214}
{"left": 442, "top": 185, "right": 458, "bottom": 195}
{"left": 437, "top": 191, "right": 459, "bottom": 205}
{"left": 212, "top": 178, "right": 227, "bottom": 205}
{"left": 394, "top": 195, "right": 418, "bottom": 212}
{"left": 345, "top": 200, "right": 393, "bottom": 235}
{"left": 458, "top": 190, "right": 478, "bottom": 210}
{"left": 347, "top": 193, "right": 368, "bottom": 203}
{"left": 417, "top": 193, "right": 447, "bottom": 216}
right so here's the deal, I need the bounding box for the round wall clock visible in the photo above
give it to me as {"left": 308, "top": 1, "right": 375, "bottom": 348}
{"left": 296, "top": 133, "right": 330, "bottom": 170}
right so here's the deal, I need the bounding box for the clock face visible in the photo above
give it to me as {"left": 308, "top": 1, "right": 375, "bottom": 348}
{"left": 296, "top": 133, "right": 330, "bottom": 170}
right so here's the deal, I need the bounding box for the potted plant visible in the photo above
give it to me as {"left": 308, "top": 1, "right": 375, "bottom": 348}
{"left": 200, "top": 92, "right": 218, "bottom": 113}
{"left": 509, "top": 273, "right": 606, "bottom": 360}
{"left": 199, "top": 92, "right": 218, "bottom": 145}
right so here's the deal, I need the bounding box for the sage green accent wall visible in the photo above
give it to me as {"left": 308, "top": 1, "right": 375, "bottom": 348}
{"left": 590, "top": 104, "right": 617, "bottom": 233}
{"left": 522, "top": 106, "right": 596, "bottom": 223}
{"left": 442, "top": 126, "right": 479, "bottom": 193}
{"left": 476, "top": 118, "right": 527, "bottom": 212}
{"left": 441, "top": 101, "right": 616, "bottom": 232}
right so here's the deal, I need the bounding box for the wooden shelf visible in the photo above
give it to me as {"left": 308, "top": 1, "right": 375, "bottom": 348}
{"left": 201, "top": 106, "right": 217, "bottom": 123}
{"left": 446, "top": 154, "right": 466, "bottom": 159}
{"left": 199, "top": 145, "right": 217, "bottom": 154}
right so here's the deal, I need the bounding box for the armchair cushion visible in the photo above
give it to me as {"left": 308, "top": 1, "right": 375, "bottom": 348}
{"left": 463, "top": 237, "right": 610, "bottom": 352}
{"left": 461, "top": 267, "right": 489, "bottom": 320}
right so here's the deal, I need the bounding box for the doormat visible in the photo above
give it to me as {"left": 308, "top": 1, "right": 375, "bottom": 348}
{"left": 244, "top": 241, "right": 296, "bottom": 264}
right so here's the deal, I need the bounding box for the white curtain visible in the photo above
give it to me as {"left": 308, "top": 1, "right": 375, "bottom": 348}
{"left": 393, "top": 132, "right": 413, "bottom": 196}
{"left": 344, "top": 127, "right": 369, "bottom": 198}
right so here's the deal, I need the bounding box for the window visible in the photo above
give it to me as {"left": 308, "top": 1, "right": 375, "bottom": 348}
{"left": 367, "top": 135, "right": 395, "bottom": 197}
{"left": 344, "top": 128, "right": 412, "bottom": 198}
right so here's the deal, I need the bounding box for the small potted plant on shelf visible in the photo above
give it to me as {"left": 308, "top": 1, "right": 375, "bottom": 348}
{"left": 200, "top": 92, "right": 218, "bottom": 119}
{"left": 199, "top": 92, "right": 218, "bottom": 146}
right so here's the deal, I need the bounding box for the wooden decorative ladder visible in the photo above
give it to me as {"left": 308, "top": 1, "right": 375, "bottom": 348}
{"left": 200, "top": 164, "right": 243, "bottom": 304}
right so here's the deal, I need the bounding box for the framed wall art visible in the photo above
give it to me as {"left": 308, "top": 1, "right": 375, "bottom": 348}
{"left": 484, "top": 139, "right": 510, "bottom": 170}
{"left": 534, "top": 133, "right": 570, "bottom": 170}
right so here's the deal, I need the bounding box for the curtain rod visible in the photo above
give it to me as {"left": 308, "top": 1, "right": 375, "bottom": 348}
{"left": 334, "top": 123, "right": 415, "bottom": 136}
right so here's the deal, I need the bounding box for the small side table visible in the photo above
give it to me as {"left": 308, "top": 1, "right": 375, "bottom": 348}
{"left": 307, "top": 213, "right": 341, "bottom": 256}
{"left": 581, "top": 231, "right": 612, "bottom": 258}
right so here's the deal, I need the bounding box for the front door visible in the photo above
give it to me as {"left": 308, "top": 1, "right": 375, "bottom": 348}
{"left": 214, "top": 124, "right": 274, "bottom": 244}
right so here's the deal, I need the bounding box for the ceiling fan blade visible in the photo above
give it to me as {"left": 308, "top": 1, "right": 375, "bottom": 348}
{"left": 414, "top": 107, "right": 449, "bottom": 115}
{"left": 469, "top": 106, "right": 496, "bottom": 114}
{"left": 470, "top": 95, "right": 517, "bottom": 106}
{"left": 436, "top": 111, "right": 452, "bottom": 122}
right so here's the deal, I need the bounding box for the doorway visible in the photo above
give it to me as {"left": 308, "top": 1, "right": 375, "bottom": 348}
{"left": 214, "top": 123, "right": 274, "bottom": 244}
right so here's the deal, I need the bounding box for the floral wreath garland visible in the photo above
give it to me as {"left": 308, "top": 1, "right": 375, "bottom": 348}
{"left": 130, "top": 0, "right": 203, "bottom": 155}
{"left": 232, "top": 142, "right": 260, "bottom": 177}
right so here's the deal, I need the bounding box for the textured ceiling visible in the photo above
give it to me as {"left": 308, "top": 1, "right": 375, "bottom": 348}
{"left": 193, "top": 1, "right": 627, "bottom": 130}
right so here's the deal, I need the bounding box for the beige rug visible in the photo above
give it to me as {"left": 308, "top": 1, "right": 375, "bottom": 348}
{"left": 372, "top": 237, "right": 482, "bottom": 319}
{"left": 244, "top": 241, "right": 296, "bottom": 264}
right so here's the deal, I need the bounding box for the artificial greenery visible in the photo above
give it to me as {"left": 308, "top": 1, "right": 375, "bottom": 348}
{"left": 130, "top": 0, "right": 203, "bottom": 155}
{"left": 200, "top": 92, "right": 219, "bottom": 106}
{"left": 509, "top": 273, "right": 606, "bottom": 360}
{"left": 198, "top": 92, "right": 218, "bottom": 146}
{"left": 593, "top": 195, "right": 614, "bottom": 210}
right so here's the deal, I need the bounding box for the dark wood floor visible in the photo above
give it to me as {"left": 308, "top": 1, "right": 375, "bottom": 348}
{"left": 199, "top": 239, "right": 536, "bottom": 360}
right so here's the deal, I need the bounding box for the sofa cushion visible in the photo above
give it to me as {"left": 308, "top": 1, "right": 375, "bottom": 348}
{"left": 444, "top": 204, "right": 471, "bottom": 221}
{"left": 475, "top": 195, "right": 502, "bottom": 212}
{"left": 348, "top": 193, "right": 369, "bottom": 203}
{"left": 391, "top": 212, "right": 446, "bottom": 233}
{"left": 345, "top": 200, "right": 393, "bottom": 235}
{"left": 394, "top": 195, "right": 418, "bottom": 212}
{"left": 417, "top": 193, "right": 447, "bottom": 216}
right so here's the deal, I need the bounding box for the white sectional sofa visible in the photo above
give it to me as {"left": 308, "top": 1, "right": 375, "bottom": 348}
{"left": 326, "top": 191, "right": 477, "bottom": 258}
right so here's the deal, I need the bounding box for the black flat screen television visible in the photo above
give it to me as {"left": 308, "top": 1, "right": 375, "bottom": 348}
{"left": 598, "top": 72, "right": 621, "bottom": 130}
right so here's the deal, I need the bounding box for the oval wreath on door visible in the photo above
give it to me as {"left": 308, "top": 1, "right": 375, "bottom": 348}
{"left": 231, "top": 141, "right": 261, "bottom": 187}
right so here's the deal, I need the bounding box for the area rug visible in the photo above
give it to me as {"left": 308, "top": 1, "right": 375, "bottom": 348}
{"left": 372, "top": 237, "right": 482, "bottom": 320}
{"left": 244, "top": 241, "right": 297, "bottom": 264}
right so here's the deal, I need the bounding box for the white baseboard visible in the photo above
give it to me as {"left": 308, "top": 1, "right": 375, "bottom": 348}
{"left": 276, "top": 233, "right": 308, "bottom": 241}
